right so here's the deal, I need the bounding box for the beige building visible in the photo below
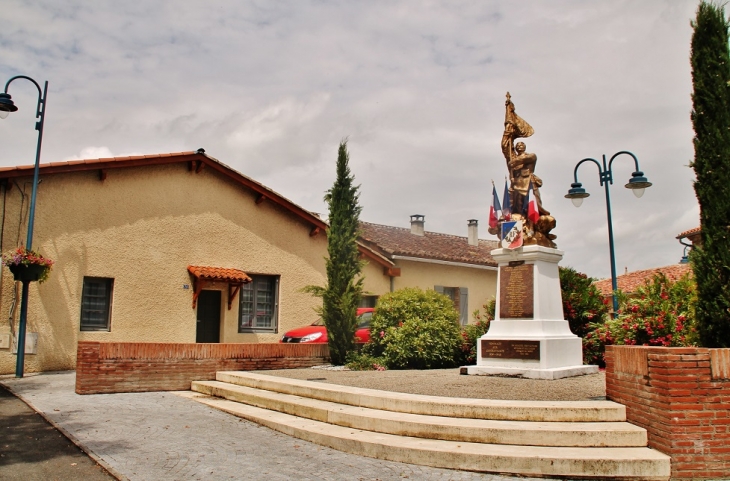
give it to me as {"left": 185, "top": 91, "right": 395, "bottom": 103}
{"left": 0, "top": 151, "right": 496, "bottom": 374}
{"left": 359, "top": 216, "right": 499, "bottom": 325}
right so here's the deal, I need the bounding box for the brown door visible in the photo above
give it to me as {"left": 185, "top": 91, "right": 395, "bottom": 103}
{"left": 196, "top": 290, "right": 221, "bottom": 343}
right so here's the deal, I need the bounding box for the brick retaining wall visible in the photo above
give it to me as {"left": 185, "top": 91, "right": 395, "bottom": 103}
{"left": 76, "top": 341, "right": 330, "bottom": 394}
{"left": 605, "top": 345, "right": 730, "bottom": 480}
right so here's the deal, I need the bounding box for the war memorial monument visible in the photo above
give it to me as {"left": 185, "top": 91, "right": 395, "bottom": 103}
{"left": 466, "top": 94, "right": 598, "bottom": 379}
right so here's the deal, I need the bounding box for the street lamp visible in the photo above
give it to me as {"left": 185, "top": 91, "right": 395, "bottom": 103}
{"left": 0, "top": 75, "right": 49, "bottom": 377}
{"left": 564, "top": 151, "right": 652, "bottom": 314}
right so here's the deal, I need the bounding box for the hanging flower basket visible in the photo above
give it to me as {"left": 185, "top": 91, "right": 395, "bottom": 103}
{"left": 3, "top": 247, "right": 54, "bottom": 283}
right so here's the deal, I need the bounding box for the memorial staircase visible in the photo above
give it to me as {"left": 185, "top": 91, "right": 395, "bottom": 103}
{"left": 186, "top": 371, "right": 670, "bottom": 480}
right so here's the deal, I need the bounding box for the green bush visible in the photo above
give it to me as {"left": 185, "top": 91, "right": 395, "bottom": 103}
{"left": 458, "top": 299, "right": 495, "bottom": 365}
{"left": 362, "top": 287, "right": 462, "bottom": 369}
{"left": 583, "top": 272, "right": 699, "bottom": 366}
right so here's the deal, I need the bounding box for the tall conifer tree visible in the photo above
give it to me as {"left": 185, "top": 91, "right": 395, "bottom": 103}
{"left": 690, "top": 1, "right": 730, "bottom": 347}
{"left": 322, "top": 140, "right": 363, "bottom": 364}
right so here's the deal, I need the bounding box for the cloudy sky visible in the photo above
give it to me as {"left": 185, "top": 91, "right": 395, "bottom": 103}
{"left": 1, "top": 1, "right": 700, "bottom": 280}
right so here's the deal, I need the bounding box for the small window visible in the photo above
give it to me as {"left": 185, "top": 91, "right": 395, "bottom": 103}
{"left": 80, "top": 277, "right": 113, "bottom": 331}
{"left": 239, "top": 275, "right": 279, "bottom": 333}
{"left": 435, "top": 285, "right": 469, "bottom": 326}
{"left": 359, "top": 295, "right": 378, "bottom": 308}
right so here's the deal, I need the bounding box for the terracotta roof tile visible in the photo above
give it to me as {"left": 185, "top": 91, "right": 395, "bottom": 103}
{"left": 187, "top": 265, "right": 252, "bottom": 284}
{"left": 593, "top": 263, "right": 693, "bottom": 296}
{"left": 677, "top": 227, "right": 701, "bottom": 239}
{"left": 359, "top": 221, "right": 498, "bottom": 267}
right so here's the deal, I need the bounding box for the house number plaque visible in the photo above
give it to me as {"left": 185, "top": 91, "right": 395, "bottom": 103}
{"left": 499, "top": 263, "right": 534, "bottom": 319}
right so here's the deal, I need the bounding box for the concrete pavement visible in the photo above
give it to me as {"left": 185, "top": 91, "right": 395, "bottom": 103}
{"left": 0, "top": 371, "right": 543, "bottom": 481}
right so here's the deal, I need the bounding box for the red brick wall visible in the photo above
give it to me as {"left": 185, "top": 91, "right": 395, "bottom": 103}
{"left": 76, "top": 341, "right": 329, "bottom": 394}
{"left": 606, "top": 346, "right": 730, "bottom": 480}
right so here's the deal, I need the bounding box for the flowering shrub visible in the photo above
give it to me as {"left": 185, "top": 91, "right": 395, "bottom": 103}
{"left": 559, "top": 267, "right": 609, "bottom": 338}
{"left": 2, "top": 247, "right": 55, "bottom": 283}
{"left": 458, "top": 299, "right": 495, "bottom": 365}
{"left": 359, "top": 287, "right": 462, "bottom": 369}
{"left": 583, "top": 272, "right": 698, "bottom": 366}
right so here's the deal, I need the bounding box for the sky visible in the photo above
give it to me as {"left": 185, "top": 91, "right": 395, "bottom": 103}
{"left": 1, "top": 0, "right": 700, "bottom": 280}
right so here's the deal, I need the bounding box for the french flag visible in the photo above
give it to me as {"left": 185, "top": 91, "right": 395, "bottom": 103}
{"left": 524, "top": 180, "right": 539, "bottom": 224}
{"left": 502, "top": 179, "right": 511, "bottom": 221}
{"left": 489, "top": 184, "right": 502, "bottom": 228}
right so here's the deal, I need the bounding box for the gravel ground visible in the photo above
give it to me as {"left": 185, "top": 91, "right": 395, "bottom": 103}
{"left": 261, "top": 367, "right": 607, "bottom": 401}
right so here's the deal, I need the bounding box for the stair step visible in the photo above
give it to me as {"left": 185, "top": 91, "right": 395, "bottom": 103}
{"left": 192, "top": 380, "right": 647, "bottom": 447}
{"left": 182, "top": 391, "right": 670, "bottom": 480}
{"left": 216, "top": 371, "right": 626, "bottom": 422}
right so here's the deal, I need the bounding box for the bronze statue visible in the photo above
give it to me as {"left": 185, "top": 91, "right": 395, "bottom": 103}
{"left": 491, "top": 93, "right": 557, "bottom": 248}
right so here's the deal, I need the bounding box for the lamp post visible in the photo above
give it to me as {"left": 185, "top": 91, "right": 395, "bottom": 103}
{"left": 0, "top": 75, "right": 49, "bottom": 377}
{"left": 564, "top": 151, "right": 652, "bottom": 314}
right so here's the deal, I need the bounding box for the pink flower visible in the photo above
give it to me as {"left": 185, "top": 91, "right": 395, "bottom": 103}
{"left": 379, "top": 330, "right": 384, "bottom": 338}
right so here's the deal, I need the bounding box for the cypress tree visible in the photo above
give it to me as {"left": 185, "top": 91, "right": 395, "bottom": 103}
{"left": 322, "top": 139, "right": 364, "bottom": 364}
{"left": 690, "top": 1, "right": 730, "bottom": 347}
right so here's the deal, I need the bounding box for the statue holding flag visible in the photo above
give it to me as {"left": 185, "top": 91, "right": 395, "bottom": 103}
{"left": 489, "top": 93, "right": 557, "bottom": 248}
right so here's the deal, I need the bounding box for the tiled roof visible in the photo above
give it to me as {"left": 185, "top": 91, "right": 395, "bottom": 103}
{"left": 358, "top": 221, "right": 499, "bottom": 267}
{"left": 676, "top": 227, "right": 701, "bottom": 239}
{"left": 0, "top": 150, "right": 328, "bottom": 233}
{"left": 593, "top": 263, "right": 693, "bottom": 296}
{"left": 187, "top": 266, "right": 252, "bottom": 284}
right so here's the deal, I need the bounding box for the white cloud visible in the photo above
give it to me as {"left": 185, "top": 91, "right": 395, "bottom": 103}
{"left": 0, "top": 0, "right": 700, "bottom": 278}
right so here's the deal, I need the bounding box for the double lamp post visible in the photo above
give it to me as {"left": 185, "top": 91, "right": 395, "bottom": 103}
{"left": 0, "top": 75, "right": 49, "bottom": 377}
{"left": 565, "top": 151, "right": 652, "bottom": 314}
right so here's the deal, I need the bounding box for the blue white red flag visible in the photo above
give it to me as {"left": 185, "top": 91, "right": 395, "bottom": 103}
{"left": 527, "top": 181, "right": 539, "bottom": 224}
{"left": 522, "top": 180, "right": 539, "bottom": 224}
{"left": 489, "top": 183, "right": 502, "bottom": 228}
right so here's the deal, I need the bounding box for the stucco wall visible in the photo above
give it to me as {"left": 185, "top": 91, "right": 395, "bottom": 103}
{"left": 392, "top": 259, "right": 497, "bottom": 323}
{"left": 0, "top": 163, "right": 329, "bottom": 374}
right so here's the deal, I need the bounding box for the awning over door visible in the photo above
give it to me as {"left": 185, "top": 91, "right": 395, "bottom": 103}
{"left": 187, "top": 265, "right": 252, "bottom": 310}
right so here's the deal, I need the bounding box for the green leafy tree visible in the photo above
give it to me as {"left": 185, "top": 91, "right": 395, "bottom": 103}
{"left": 320, "top": 140, "right": 364, "bottom": 365}
{"left": 559, "top": 267, "right": 609, "bottom": 338}
{"left": 690, "top": 2, "right": 730, "bottom": 347}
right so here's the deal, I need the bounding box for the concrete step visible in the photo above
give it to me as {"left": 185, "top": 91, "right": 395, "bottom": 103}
{"left": 192, "top": 379, "right": 647, "bottom": 447}
{"left": 182, "top": 390, "right": 670, "bottom": 480}
{"left": 215, "top": 371, "right": 627, "bottom": 422}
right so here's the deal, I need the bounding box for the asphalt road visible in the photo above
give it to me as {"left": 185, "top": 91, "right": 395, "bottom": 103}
{"left": 0, "top": 384, "right": 114, "bottom": 481}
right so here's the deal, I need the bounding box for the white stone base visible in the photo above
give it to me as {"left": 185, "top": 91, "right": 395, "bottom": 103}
{"left": 466, "top": 245, "right": 599, "bottom": 380}
{"left": 465, "top": 364, "right": 598, "bottom": 380}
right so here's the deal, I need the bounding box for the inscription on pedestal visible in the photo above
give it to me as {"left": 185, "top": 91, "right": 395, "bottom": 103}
{"left": 499, "top": 263, "right": 534, "bottom": 319}
{"left": 481, "top": 339, "right": 540, "bottom": 360}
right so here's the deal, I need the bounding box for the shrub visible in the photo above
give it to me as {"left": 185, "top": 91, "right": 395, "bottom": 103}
{"left": 458, "top": 299, "right": 495, "bottom": 365}
{"left": 583, "top": 272, "right": 699, "bottom": 366}
{"left": 345, "top": 352, "right": 387, "bottom": 371}
{"left": 363, "top": 287, "right": 462, "bottom": 369}
{"left": 559, "top": 266, "right": 609, "bottom": 338}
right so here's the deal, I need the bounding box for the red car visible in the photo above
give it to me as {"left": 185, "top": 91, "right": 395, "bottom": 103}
{"left": 279, "top": 308, "right": 374, "bottom": 343}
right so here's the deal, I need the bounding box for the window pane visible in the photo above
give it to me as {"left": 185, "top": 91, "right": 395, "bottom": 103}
{"left": 80, "top": 278, "right": 113, "bottom": 331}
{"left": 239, "top": 275, "right": 278, "bottom": 332}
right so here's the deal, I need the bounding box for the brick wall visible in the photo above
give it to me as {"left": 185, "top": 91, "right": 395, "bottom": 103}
{"left": 76, "top": 341, "right": 329, "bottom": 394}
{"left": 606, "top": 346, "right": 730, "bottom": 480}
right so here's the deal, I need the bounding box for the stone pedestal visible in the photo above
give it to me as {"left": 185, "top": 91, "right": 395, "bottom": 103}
{"left": 466, "top": 245, "right": 597, "bottom": 380}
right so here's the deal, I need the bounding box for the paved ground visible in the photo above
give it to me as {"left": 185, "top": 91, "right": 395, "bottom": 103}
{"left": 0, "top": 384, "right": 114, "bottom": 481}
{"left": 0, "top": 371, "right": 548, "bottom": 481}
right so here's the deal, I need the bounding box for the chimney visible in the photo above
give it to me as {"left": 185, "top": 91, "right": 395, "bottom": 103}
{"left": 468, "top": 219, "right": 479, "bottom": 246}
{"left": 410, "top": 214, "right": 425, "bottom": 236}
